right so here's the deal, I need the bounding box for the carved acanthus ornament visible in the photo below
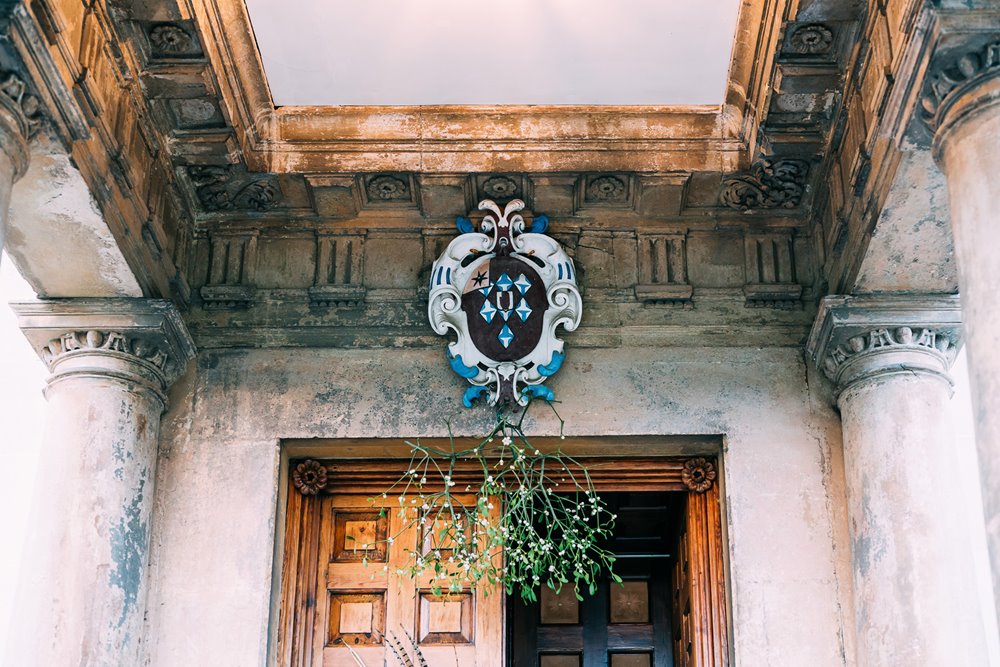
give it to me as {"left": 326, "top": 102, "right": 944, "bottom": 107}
{"left": 189, "top": 165, "right": 280, "bottom": 212}
{"left": 720, "top": 159, "right": 809, "bottom": 211}
{"left": 682, "top": 458, "right": 716, "bottom": 493}
{"left": 920, "top": 40, "right": 1000, "bottom": 132}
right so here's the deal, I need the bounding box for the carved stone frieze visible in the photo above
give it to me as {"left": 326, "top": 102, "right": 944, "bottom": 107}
{"left": 743, "top": 232, "right": 802, "bottom": 309}
{"left": 920, "top": 40, "right": 1000, "bottom": 131}
{"left": 189, "top": 166, "right": 280, "bottom": 213}
{"left": 807, "top": 295, "right": 962, "bottom": 395}
{"left": 310, "top": 232, "right": 367, "bottom": 307}
{"left": 681, "top": 458, "right": 716, "bottom": 493}
{"left": 635, "top": 232, "right": 692, "bottom": 305}
{"left": 787, "top": 24, "right": 834, "bottom": 55}
{"left": 720, "top": 159, "right": 809, "bottom": 211}
{"left": 200, "top": 232, "right": 258, "bottom": 308}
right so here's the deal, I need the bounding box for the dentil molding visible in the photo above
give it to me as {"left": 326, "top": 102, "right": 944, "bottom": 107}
{"left": 806, "top": 295, "right": 962, "bottom": 396}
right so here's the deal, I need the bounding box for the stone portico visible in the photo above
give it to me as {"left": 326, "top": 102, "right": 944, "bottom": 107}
{"left": 1, "top": 0, "right": 999, "bottom": 665}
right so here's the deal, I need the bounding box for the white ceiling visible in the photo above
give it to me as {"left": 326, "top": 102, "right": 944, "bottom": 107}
{"left": 245, "top": 0, "right": 742, "bottom": 106}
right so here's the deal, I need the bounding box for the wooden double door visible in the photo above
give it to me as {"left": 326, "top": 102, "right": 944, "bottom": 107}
{"left": 278, "top": 455, "right": 729, "bottom": 667}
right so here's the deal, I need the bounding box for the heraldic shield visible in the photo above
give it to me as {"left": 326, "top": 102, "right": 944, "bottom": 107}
{"left": 428, "top": 199, "right": 582, "bottom": 407}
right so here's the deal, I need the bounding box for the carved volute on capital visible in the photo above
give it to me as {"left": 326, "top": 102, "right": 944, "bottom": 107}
{"left": 0, "top": 70, "right": 44, "bottom": 180}
{"left": 920, "top": 38, "right": 1000, "bottom": 152}
{"left": 807, "top": 295, "right": 962, "bottom": 397}
{"left": 12, "top": 299, "right": 196, "bottom": 406}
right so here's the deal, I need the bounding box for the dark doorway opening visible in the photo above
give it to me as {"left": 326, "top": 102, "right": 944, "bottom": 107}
{"left": 509, "top": 492, "right": 686, "bottom": 667}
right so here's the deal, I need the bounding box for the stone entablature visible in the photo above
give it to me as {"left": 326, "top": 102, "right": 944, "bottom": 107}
{"left": 806, "top": 294, "right": 961, "bottom": 395}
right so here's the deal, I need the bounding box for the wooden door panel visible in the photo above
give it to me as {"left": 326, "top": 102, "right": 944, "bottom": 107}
{"left": 279, "top": 456, "right": 727, "bottom": 667}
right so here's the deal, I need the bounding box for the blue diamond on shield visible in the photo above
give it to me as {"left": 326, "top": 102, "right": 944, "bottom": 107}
{"left": 514, "top": 274, "right": 531, "bottom": 294}
{"left": 480, "top": 299, "right": 497, "bottom": 323}
{"left": 498, "top": 324, "right": 514, "bottom": 348}
{"left": 515, "top": 298, "right": 532, "bottom": 322}
{"left": 495, "top": 273, "right": 513, "bottom": 292}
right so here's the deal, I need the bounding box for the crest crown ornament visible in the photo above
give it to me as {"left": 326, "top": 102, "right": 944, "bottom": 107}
{"left": 428, "top": 199, "right": 582, "bottom": 407}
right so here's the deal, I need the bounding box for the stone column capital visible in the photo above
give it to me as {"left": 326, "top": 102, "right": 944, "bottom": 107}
{"left": 0, "top": 70, "right": 43, "bottom": 180}
{"left": 12, "top": 299, "right": 196, "bottom": 406}
{"left": 915, "top": 14, "right": 1000, "bottom": 160}
{"left": 806, "top": 295, "right": 962, "bottom": 397}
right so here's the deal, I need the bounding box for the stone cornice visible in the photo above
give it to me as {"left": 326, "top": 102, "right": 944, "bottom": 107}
{"left": 12, "top": 299, "right": 196, "bottom": 398}
{"left": 806, "top": 295, "right": 962, "bottom": 396}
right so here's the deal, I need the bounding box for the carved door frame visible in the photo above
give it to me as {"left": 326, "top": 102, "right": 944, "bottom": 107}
{"left": 272, "top": 436, "right": 732, "bottom": 667}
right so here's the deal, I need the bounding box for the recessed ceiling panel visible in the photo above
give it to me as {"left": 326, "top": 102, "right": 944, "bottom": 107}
{"left": 246, "top": 0, "right": 741, "bottom": 106}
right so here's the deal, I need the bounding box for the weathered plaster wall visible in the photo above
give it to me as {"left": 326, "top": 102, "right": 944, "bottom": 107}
{"left": 145, "top": 346, "right": 856, "bottom": 667}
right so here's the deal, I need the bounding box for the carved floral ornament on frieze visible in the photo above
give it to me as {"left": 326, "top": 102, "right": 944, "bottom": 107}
{"left": 428, "top": 199, "right": 582, "bottom": 408}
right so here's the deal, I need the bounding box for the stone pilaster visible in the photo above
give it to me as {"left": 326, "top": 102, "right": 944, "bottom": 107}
{"left": 0, "top": 70, "right": 41, "bottom": 263}
{"left": 808, "top": 295, "right": 990, "bottom": 667}
{"left": 920, "top": 25, "right": 1000, "bottom": 623}
{"left": 6, "top": 299, "right": 194, "bottom": 667}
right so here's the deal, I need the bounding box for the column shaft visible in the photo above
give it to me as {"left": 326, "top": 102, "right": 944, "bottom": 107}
{"left": 7, "top": 300, "right": 195, "bottom": 667}
{"left": 937, "top": 84, "right": 1000, "bottom": 615}
{"left": 839, "top": 373, "right": 988, "bottom": 665}
{"left": 808, "top": 296, "right": 991, "bottom": 666}
{"left": 13, "top": 357, "right": 164, "bottom": 665}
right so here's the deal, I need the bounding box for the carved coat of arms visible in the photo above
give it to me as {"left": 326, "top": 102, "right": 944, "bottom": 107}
{"left": 428, "top": 199, "right": 582, "bottom": 407}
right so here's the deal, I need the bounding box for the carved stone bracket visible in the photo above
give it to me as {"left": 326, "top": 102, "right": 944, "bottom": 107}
{"left": 720, "top": 159, "right": 809, "bottom": 211}
{"left": 11, "top": 299, "right": 196, "bottom": 400}
{"left": 807, "top": 295, "right": 962, "bottom": 396}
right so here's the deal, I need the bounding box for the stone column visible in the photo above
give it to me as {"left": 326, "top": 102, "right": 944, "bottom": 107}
{"left": 808, "top": 295, "right": 990, "bottom": 666}
{"left": 7, "top": 299, "right": 195, "bottom": 667}
{"left": 0, "top": 71, "right": 41, "bottom": 263}
{"left": 922, "top": 35, "right": 1000, "bottom": 621}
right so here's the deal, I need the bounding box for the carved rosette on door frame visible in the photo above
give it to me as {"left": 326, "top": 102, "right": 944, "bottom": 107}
{"left": 428, "top": 199, "right": 582, "bottom": 407}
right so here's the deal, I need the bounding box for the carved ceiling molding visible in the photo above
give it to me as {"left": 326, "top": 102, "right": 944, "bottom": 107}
{"left": 720, "top": 159, "right": 809, "bottom": 211}
{"left": 806, "top": 295, "right": 962, "bottom": 396}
